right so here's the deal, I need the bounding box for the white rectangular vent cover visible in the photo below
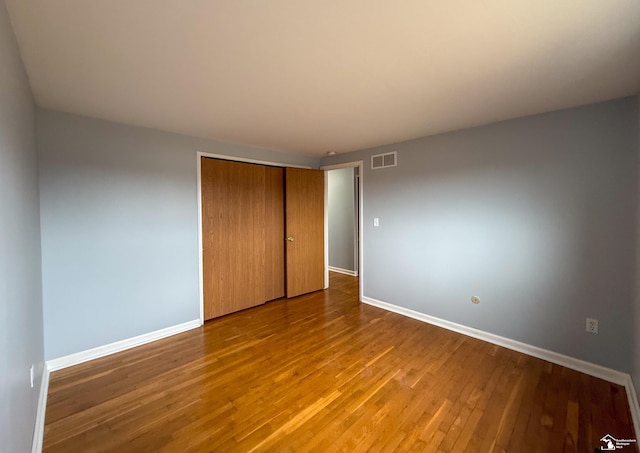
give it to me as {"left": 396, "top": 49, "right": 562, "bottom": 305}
{"left": 371, "top": 151, "right": 397, "bottom": 169}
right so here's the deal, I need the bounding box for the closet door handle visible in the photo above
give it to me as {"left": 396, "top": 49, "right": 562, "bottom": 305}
{"left": 286, "top": 237, "right": 294, "bottom": 242}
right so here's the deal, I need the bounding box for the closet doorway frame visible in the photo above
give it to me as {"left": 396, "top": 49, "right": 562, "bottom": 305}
{"left": 321, "top": 161, "right": 364, "bottom": 302}
{"left": 196, "top": 152, "right": 314, "bottom": 325}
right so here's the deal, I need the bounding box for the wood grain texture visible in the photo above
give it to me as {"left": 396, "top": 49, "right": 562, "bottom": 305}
{"left": 264, "top": 166, "right": 285, "bottom": 301}
{"left": 201, "top": 158, "right": 266, "bottom": 319}
{"left": 285, "top": 167, "right": 325, "bottom": 298}
{"left": 43, "top": 273, "right": 637, "bottom": 452}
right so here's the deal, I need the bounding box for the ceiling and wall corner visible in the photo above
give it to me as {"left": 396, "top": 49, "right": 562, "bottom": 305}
{"left": 4, "top": 0, "right": 640, "bottom": 155}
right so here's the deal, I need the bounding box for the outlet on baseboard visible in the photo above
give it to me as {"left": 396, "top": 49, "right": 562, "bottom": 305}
{"left": 586, "top": 318, "right": 598, "bottom": 334}
{"left": 30, "top": 365, "right": 34, "bottom": 388}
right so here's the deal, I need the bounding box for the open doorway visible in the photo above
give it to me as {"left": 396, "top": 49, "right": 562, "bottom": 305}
{"left": 323, "top": 161, "right": 363, "bottom": 301}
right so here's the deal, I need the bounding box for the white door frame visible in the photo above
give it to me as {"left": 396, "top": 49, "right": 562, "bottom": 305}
{"left": 321, "top": 161, "right": 364, "bottom": 302}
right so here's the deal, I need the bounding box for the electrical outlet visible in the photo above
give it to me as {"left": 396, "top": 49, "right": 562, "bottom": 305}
{"left": 586, "top": 318, "right": 598, "bottom": 334}
{"left": 30, "top": 365, "right": 34, "bottom": 388}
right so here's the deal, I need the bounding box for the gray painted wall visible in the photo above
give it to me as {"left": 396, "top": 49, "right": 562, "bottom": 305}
{"left": 0, "top": 1, "right": 45, "bottom": 451}
{"left": 38, "top": 109, "right": 319, "bottom": 360}
{"left": 322, "top": 97, "right": 638, "bottom": 373}
{"left": 328, "top": 167, "right": 357, "bottom": 272}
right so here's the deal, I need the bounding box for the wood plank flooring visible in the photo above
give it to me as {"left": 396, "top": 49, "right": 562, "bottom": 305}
{"left": 44, "top": 273, "right": 637, "bottom": 452}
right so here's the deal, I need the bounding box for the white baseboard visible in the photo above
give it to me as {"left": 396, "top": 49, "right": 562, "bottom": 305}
{"left": 328, "top": 266, "right": 358, "bottom": 277}
{"left": 31, "top": 364, "right": 49, "bottom": 453}
{"left": 46, "top": 319, "right": 200, "bottom": 372}
{"left": 625, "top": 375, "right": 640, "bottom": 438}
{"left": 361, "top": 295, "right": 640, "bottom": 433}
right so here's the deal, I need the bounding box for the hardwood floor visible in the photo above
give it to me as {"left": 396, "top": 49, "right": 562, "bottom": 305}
{"left": 44, "top": 273, "right": 637, "bottom": 452}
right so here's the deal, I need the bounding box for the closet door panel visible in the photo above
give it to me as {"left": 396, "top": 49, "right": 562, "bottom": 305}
{"left": 285, "top": 168, "right": 325, "bottom": 297}
{"left": 201, "top": 158, "right": 266, "bottom": 320}
{"left": 264, "top": 166, "right": 285, "bottom": 301}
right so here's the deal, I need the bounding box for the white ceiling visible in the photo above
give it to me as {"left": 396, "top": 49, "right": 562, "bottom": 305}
{"left": 5, "top": 1, "right": 640, "bottom": 156}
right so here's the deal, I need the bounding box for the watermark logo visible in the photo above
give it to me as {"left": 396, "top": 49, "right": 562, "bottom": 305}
{"left": 600, "top": 434, "right": 637, "bottom": 450}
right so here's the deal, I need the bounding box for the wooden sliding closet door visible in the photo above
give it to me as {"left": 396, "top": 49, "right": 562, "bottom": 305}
{"left": 201, "top": 160, "right": 323, "bottom": 319}
{"left": 201, "top": 158, "right": 266, "bottom": 320}
{"left": 285, "top": 168, "right": 325, "bottom": 298}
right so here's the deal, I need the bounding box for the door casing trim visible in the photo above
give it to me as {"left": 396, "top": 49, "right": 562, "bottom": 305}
{"left": 321, "top": 161, "right": 364, "bottom": 302}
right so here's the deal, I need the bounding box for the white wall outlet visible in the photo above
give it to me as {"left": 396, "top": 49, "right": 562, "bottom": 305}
{"left": 30, "top": 365, "right": 34, "bottom": 388}
{"left": 373, "top": 218, "right": 379, "bottom": 227}
{"left": 586, "top": 318, "right": 598, "bottom": 334}
{"left": 471, "top": 296, "right": 480, "bottom": 304}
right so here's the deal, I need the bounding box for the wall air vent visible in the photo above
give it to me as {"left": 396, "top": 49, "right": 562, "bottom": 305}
{"left": 371, "top": 151, "right": 397, "bottom": 170}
